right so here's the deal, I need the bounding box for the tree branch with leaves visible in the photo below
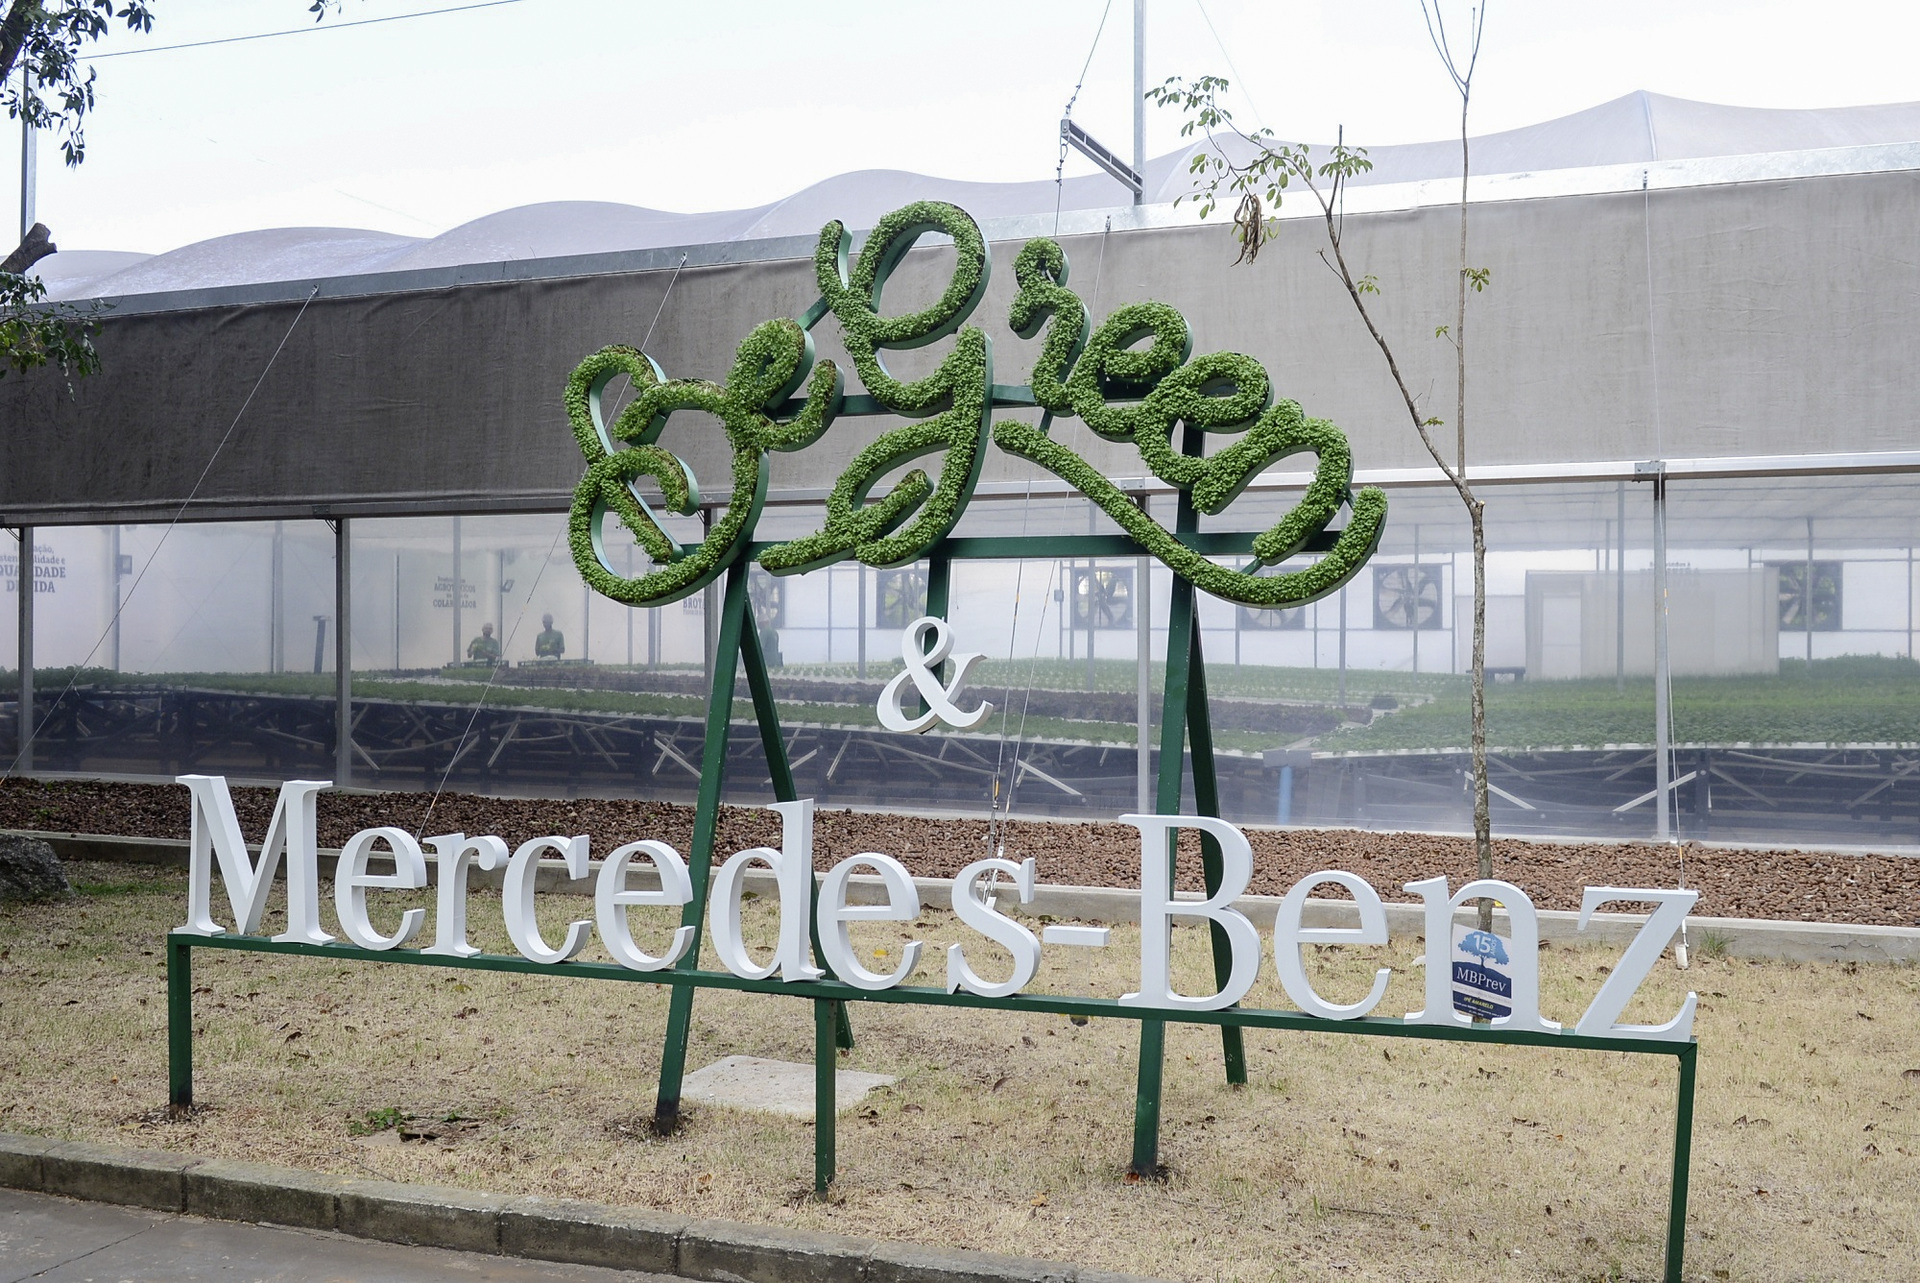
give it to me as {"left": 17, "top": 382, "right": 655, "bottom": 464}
{"left": 0, "top": 2, "right": 343, "bottom": 380}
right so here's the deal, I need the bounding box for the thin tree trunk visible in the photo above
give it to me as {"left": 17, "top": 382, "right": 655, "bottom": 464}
{"left": 1456, "top": 93, "right": 1469, "bottom": 476}
{"left": 1471, "top": 503, "right": 1492, "bottom": 930}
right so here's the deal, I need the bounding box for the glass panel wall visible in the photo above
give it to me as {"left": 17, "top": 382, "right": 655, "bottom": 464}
{"left": 1659, "top": 472, "right": 1920, "bottom": 846}
{"left": 5, "top": 520, "right": 337, "bottom": 778}
{"left": 7, "top": 469, "right": 1915, "bottom": 846}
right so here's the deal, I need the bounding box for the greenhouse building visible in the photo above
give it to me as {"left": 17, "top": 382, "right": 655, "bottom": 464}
{"left": 4, "top": 91, "right": 1919, "bottom": 847}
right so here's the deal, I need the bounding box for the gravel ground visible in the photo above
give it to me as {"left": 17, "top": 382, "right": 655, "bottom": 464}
{"left": 3, "top": 776, "right": 1916, "bottom": 926}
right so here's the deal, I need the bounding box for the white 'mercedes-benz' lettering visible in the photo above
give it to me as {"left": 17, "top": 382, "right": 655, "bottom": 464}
{"left": 1272, "top": 870, "right": 1392, "bottom": 1020}
{"left": 818, "top": 853, "right": 922, "bottom": 989}
{"left": 504, "top": 835, "right": 593, "bottom": 964}
{"left": 422, "top": 833, "right": 509, "bottom": 958}
{"left": 708, "top": 799, "right": 823, "bottom": 983}
{"left": 177, "top": 774, "right": 331, "bottom": 940}
{"left": 596, "top": 839, "right": 695, "bottom": 972}
{"left": 947, "top": 856, "right": 1041, "bottom": 998}
{"left": 1575, "top": 887, "right": 1700, "bottom": 1040}
{"left": 170, "top": 776, "right": 1699, "bottom": 1041}
{"left": 1117, "top": 813, "right": 1261, "bottom": 1012}
{"left": 1403, "top": 876, "right": 1560, "bottom": 1034}
{"left": 334, "top": 827, "right": 428, "bottom": 951}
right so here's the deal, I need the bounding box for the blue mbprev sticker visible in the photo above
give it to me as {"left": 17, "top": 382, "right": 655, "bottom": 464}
{"left": 1452, "top": 924, "right": 1515, "bottom": 1019}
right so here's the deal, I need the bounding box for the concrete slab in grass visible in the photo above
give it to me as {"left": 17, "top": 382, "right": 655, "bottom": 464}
{"left": 40, "top": 1138, "right": 200, "bottom": 1212}
{"left": 865, "top": 1239, "right": 1075, "bottom": 1283}
{"left": 183, "top": 1156, "right": 354, "bottom": 1231}
{"left": 0, "top": 1131, "right": 62, "bottom": 1191}
{"left": 501, "top": 1195, "right": 686, "bottom": 1274}
{"left": 682, "top": 1055, "right": 895, "bottom": 1118}
{"left": 679, "top": 1217, "right": 878, "bottom": 1283}
{"left": 337, "top": 1175, "right": 511, "bottom": 1254}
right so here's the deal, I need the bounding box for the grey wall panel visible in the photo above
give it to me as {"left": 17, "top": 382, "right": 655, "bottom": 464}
{"left": 4, "top": 166, "right": 1917, "bottom": 526}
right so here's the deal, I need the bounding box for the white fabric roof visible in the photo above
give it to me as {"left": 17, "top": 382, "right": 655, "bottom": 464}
{"left": 33, "top": 92, "right": 1920, "bottom": 301}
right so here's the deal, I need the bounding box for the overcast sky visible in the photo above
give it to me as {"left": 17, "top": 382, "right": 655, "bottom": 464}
{"left": 13, "top": 0, "right": 1920, "bottom": 256}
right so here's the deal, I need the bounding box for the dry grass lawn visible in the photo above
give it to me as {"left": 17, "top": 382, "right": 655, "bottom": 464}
{"left": 1, "top": 860, "right": 1916, "bottom": 1282}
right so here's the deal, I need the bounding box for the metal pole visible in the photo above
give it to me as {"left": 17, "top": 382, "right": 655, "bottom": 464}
{"left": 270, "top": 521, "right": 284, "bottom": 673}
{"left": 1412, "top": 524, "right": 1421, "bottom": 674}
{"left": 19, "top": 69, "right": 35, "bottom": 241}
{"left": 335, "top": 519, "right": 352, "bottom": 785}
{"left": 1337, "top": 582, "right": 1347, "bottom": 708}
{"left": 625, "top": 543, "right": 634, "bottom": 667}
{"left": 1804, "top": 516, "right": 1815, "bottom": 666}
{"left": 1137, "top": 549, "right": 1151, "bottom": 815}
{"left": 166, "top": 935, "right": 192, "bottom": 1110}
{"left": 110, "top": 525, "right": 122, "bottom": 672}
{"left": 1131, "top": 0, "right": 1145, "bottom": 208}
{"left": 15, "top": 526, "right": 32, "bottom": 773}
{"left": 1616, "top": 481, "right": 1626, "bottom": 693}
{"left": 1653, "top": 469, "right": 1670, "bottom": 842}
{"left": 856, "top": 562, "right": 866, "bottom": 679}
{"left": 701, "top": 510, "right": 717, "bottom": 689}
{"left": 450, "top": 515, "right": 462, "bottom": 666}
{"left": 814, "top": 996, "right": 837, "bottom": 1198}
{"left": 1664, "top": 1044, "right": 1698, "bottom": 1282}
{"left": 392, "top": 552, "right": 401, "bottom": 671}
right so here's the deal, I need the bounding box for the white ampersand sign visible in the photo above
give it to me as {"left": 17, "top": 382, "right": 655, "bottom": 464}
{"left": 876, "top": 616, "right": 994, "bottom": 734}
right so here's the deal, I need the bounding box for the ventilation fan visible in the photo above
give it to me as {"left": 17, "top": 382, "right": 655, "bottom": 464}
{"left": 1373, "top": 565, "right": 1442, "bottom": 631}
{"left": 1775, "top": 562, "right": 1839, "bottom": 631}
{"left": 1073, "top": 568, "right": 1135, "bottom": 629}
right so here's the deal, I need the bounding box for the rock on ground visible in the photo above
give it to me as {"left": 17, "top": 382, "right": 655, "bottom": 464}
{"left": 0, "top": 835, "right": 74, "bottom": 903}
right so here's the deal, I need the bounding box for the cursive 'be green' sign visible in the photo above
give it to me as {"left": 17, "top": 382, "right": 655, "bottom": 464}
{"left": 565, "top": 201, "right": 1387, "bottom": 609}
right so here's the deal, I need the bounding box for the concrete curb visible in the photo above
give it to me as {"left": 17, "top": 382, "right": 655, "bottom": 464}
{"left": 16, "top": 827, "right": 1918, "bottom": 962}
{"left": 0, "top": 1133, "right": 1167, "bottom": 1283}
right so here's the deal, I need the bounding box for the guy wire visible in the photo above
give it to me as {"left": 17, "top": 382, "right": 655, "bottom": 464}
{"left": 1054, "top": 0, "right": 1115, "bottom": 239}
{"left": 998, "top": 216, "right": 1111, "bottom": 830}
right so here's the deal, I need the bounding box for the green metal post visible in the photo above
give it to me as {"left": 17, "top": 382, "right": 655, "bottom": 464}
{"left": 166, "top": 933, "right": 192, "bottom": 1110}
{"left": 654, "top": 560, "right": 754, "bottom": 1134}
{"left": 1184, "top": 619, "right": 1247, "bottom": 1085}
{"left": 739, "top": 615, "right": 797, "bottom": 802}
{"left": 1665, "top": 1043, "right": 1698, "bottom": 1282}
{"left": 925, "top": 547, "right": 952, "bottom": 622}
{"left": 1129, "top": 570, "right": 1191, "bottom": 1178}
{"left": 741, "top": 592, "right": 854, "bottom": 1051}
{"left": 814, "top": 997, "right": 836, "bottom": 1198}
{"left": 1131, "top": 426, "right": 1249, "bottom": 1174}
{"left": 921, "top": 546, "right": 955, "bottom": 708}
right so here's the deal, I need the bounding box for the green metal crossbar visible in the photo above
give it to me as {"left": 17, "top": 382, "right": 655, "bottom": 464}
{"left": 165, "top": 931, "right": 1699, "bottom": 1282}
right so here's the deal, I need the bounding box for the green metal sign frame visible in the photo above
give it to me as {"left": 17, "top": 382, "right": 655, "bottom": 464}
{"left": 165, "top": 493, "right": 1701, "bottom": 1280}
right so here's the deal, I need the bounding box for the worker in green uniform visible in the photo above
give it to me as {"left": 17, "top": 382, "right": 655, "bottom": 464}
{"left": 534, "top": 613, "right": 566, "bottom": 659}
{"left": 466, "top": 622, "right": 502, "bottom": 664}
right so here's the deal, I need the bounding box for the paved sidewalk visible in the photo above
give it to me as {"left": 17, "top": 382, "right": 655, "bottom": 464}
{"left": 0, "top": 1188, "right": 682, "bottom": 1283}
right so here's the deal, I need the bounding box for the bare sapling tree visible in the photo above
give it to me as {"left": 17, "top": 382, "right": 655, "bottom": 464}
{"left": 1149, "top": 3, "right": 1497, "bottom": 926}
